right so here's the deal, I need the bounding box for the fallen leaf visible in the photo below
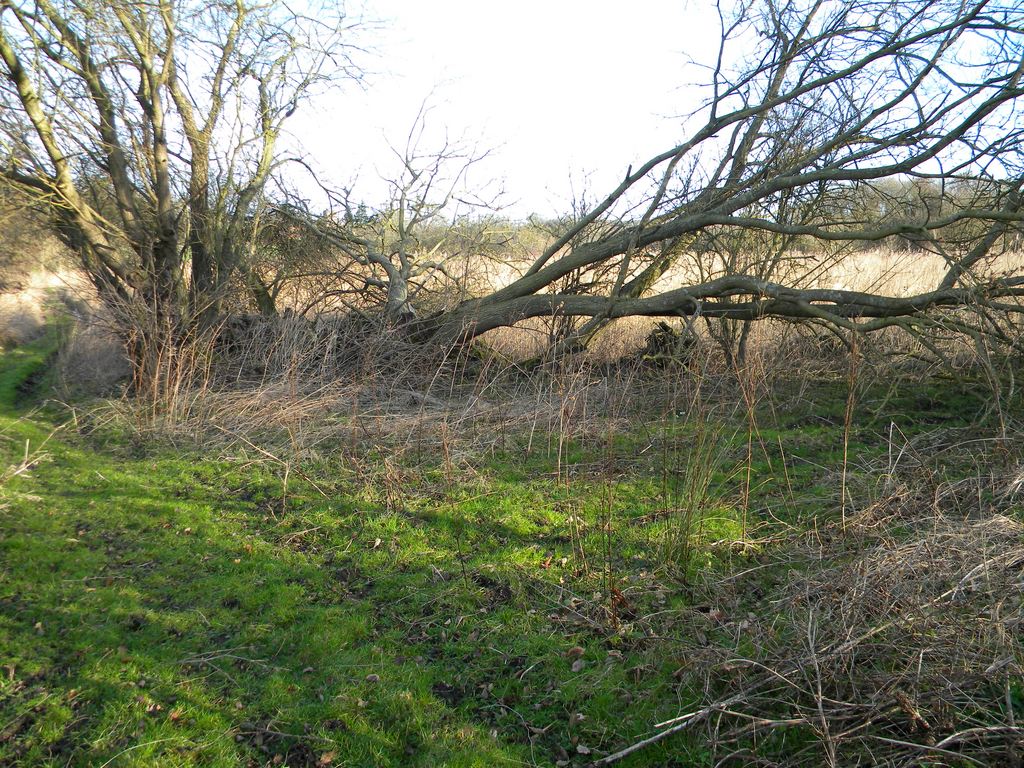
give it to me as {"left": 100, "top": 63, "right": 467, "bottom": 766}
{"left": 318, "top": 751, "right": 335, "bottom": 765}
{"left": 577, "top": 744, "right": 591, "bottom": 755}
{"left": 985, "top": 657, "right": 1015, "bottom": 674}
{"left": 365, "top": 673, "right": 380, "bottom": 683}
{"left": 566, "top": 646, "right": 585, "bottom": 659}
{"left": 571, "top": 659, "right": 586, "bottom": 673}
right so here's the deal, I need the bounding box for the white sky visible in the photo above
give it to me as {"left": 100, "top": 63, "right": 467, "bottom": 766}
{"left": 291, "top": 0, "right": 723, "bottom": 219}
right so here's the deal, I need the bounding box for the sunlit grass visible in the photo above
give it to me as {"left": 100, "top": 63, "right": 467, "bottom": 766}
{"left": 1, "top": 334, "right": 1021, "bottom": 766}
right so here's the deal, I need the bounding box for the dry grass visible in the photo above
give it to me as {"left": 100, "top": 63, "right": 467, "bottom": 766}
{"left": 708, "top": 526, "right": 1022, "bottom": 766}
{"left": 814, "top": 247, "right": 1024, "bottom": 295}
{"left": 0, "top": 269, "right": 92, "bottom": 348}
{"left": 477, "top": 247, "right": 1024, "bottom": 365}
{"left": 27, "top": 289, "right": 1024, "bottom": 766}
{"left": 55, "top": 321, "right": 132, "bottom": 398}
{"left": 94, "top": 341, "right": 648, "bottom": 464}
{"left": 14, "top": 243, "right": 1019, "bottom": 384}
{"left": 635, "top": 423, "right": 1024, "bottom": 768}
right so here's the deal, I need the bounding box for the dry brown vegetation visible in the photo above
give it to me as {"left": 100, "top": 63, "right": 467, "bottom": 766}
{"left": 2, "top": 0, "right": 1024, "bottom": 762}
{"left": 2, "top": 243, "right": 1023, "bottom": 766}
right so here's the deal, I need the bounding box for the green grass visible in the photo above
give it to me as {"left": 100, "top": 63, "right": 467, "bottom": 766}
{"left": 0, "top": 351, "right": 1020, "bottom": 767}
{"left": 0, "top": 324, "right": 66, "bottom": 409}
{"left": 0, "top": 410, "right": 721, "bottom": 767}
{"left": 0, "top": 426, "right": 537, "bottom": 766}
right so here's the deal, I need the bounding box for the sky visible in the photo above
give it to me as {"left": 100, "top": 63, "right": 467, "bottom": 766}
{"left": 291, "top": 0, "right": 722, "bottom": 220}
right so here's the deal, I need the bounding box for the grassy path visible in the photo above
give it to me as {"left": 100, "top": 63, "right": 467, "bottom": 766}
{"left": 0, "top": 352, "right": 701, "bottom": 767}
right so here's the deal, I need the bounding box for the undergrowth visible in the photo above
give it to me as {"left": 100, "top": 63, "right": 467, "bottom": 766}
{"left": 0, "top": 342, "right": 1022, "bottom": 767}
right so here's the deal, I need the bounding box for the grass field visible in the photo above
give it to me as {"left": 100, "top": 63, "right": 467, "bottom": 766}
{"left": 0, "top": 256, "right": 1019, "bottom": 768}
{"left": 1, "top": 311, "right": 1023, "bottom": 767}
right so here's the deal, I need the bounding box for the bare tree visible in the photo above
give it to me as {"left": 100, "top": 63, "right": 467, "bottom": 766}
{"left": 279, "top": 105, "right": 503, "bottom": 325}
{"left": 407, "top": 0, "right": 1024, "bottom": 360}
{"left": 0, "top": 0, "right": 368, "bottom": 382}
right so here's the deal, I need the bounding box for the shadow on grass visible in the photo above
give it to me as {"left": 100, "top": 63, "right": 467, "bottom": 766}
{"left": 0, "top": 413, "right": 548, "bottom": 768}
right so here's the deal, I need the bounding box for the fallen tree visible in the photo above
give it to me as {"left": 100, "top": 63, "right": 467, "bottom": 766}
{"left": 7, "top": 0, "right": 1024, "bottom": 388}
{"left": 383, "top": 0, "right": 1024, "bottom": 358}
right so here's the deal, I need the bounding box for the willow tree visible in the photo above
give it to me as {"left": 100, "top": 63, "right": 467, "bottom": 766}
{"left": 408, "top": 0, "right": 1024, "bottom": 363}
{"left": 0, "top": 0, "right": 366, "bottom": 383}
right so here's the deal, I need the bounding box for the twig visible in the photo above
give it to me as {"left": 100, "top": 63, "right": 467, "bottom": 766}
{"left": 283, "top": 526, "right": 322, "bottom": 542}
{"left": 590, "top": 691, "right": 754, "bottom": 766}
{"left": 867, "top": 735, "right": 987, "bottom": 767}
{"left": 212, "top": 425, "right": 329, "bottom": 497}
{"left": 883, "top": 724, "right": 1024, "bottom": 768}
{"left": 98, "top": 737, "right": 191, "bottom": 768}
{"left": 595, "top": 545, "right": 1022, "bottom": 766}
{"left": 164, "top": 648, "right": 288, "bottom": 672}
{"left": 241, "top": 726, "right": 338, "bottom": 744}
{"left": 0, "top": 423, "right": 64, "bottom": 487}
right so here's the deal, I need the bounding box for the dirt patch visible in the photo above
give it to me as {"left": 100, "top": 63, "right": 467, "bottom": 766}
{"left": 432, "top": 680, "right": 469, "bottom": 707}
